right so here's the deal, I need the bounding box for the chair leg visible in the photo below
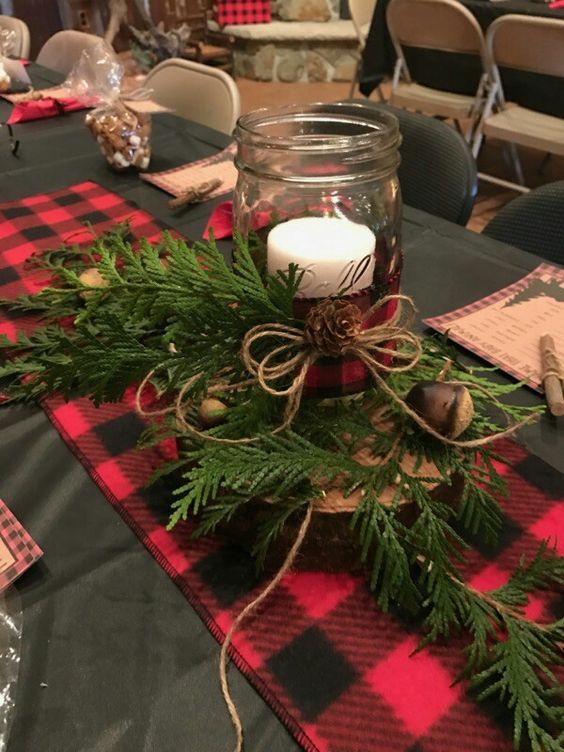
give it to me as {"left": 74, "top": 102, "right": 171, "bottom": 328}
{"left": 471, "top": 81, "right": 499, "bottom": 159}
{"left": 538, "top": 153, "right": 552, "bottom": 175}
{"left": 349, "top": 58, "right": 361, "bottom": 99}
{"left": 465, "top": 74, "right": 488, "bottom": 144}
{"left": 477, "top": 172, "right": 529, "bottom": 194}
{"left": 508, "top": 143, "right": 525, "bottom": 186}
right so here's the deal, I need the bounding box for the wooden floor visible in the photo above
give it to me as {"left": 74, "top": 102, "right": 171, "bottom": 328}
{"left": 236, "top": 79, "right": 564, "bottom": 233}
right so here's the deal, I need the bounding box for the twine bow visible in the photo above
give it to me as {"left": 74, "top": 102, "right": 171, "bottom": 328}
{"left": 241, "top": 293, "right": 421, "bottom": 430}
{"left": 136, "top": 293, "right": 536, "bottom": 449}
{"left": 136, "top": 294, "right": 423, "bottom": 444}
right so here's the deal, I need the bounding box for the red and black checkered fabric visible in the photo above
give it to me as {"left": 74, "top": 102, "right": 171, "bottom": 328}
{"left": 0, "top": 181, "right": 167, "bottom": 342}
{"left": 1, "top": 184, "right": 562, "bottom": 752}
{"left": 215, "top": 0, "right": 271, "bottom": 25}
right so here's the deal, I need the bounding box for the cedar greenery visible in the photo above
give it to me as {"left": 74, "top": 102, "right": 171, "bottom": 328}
{"left": 0, "top": 226, "right": 561, "bottom": 751}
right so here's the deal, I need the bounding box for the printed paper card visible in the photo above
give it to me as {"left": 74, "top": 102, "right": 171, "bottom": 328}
{"left": 0, "top": 499, "right": 42, "bottom": 592}
{"left": 424, "top": 263, "right": 564, "bottom": 392}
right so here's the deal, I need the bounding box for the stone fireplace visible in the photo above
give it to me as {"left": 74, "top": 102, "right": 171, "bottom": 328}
{"left": 209, "top": 0, "right": 359, "bottom": 83}
{"left": 274, "top": 0, "right": 340, "bottom": 21}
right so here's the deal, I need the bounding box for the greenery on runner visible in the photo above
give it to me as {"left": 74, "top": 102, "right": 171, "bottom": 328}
{"left": 0, "top": 225, "right": 561, "bottom": 751}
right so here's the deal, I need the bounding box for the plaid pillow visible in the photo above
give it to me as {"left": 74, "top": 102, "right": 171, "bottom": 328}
{"left": 215, "top": 0, "right": 271, "bottom": 25}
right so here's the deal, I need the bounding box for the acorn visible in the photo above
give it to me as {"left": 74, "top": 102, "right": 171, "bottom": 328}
{"left": 198, "top": 397, "right": 229, "bottom": 427}
{"left": 405, "top": 380, "right": 474, "bottom": 439}
{"left": 78, "top": 268, "right": 109, "bottom": 301}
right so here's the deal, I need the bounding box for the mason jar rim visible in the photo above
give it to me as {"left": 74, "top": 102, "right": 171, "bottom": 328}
{"left": 235, "top": 102, "right": 401, "bottom": 154}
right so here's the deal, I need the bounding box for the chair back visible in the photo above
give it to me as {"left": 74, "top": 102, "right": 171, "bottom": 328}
{"left": 348, "top": 0, "right": 377, "bottom": 45}
{"left": 487, "top": 15, "right": 564, "bottom": 80}
{"left": 145, "top": 58, "right": 241, "bottom": 135}
{"left": 483, "top": 181, "right": 564, "bottom": 265}
{"left": 386, "top": 0, "right": 489, "bottom": 70}
{"left": 0, "top": 15, "right": 30, "bottom": 58}
{"left": 349, "top": 101, "right": 477, "bottom": 225}
{"left": 36, "top": 30, "right": 102, "bottom": 76}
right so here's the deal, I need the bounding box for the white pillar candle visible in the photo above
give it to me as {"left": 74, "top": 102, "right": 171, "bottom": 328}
{"left": 267, "top": 216, "right": 376, "bottom": 298}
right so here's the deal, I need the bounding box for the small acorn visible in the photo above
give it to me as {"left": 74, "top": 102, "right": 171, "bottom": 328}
{"left": 198, "top": 397, "right": 229, "bottom": 427}
{"left": 405, "top": 380, "right": 474, "bottom": 439}
{"left": 78, "top": 268, "right": 109, "bottom": 301}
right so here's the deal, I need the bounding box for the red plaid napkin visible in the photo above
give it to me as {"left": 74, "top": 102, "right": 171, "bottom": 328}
{"left": 204, "top": 200, "right": 272, "bottom": 240}
{"left": 6, "top": 96, "right": 91, "bottom": 125}
{"left": 0, "top": 183, "right": 562, "bottom": 752}
{"left": 204, "top": 200, "right": 234, "bottom": 239}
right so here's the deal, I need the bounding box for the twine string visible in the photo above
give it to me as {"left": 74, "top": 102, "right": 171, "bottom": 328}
{"left": 360, "top": 357, "right": 535, "bottom": 447}
{"left": 134, "top": 294, "right": 534, "bottom": 450}
{"left": 219, "top": 503, "right": 314, "bottom": 752}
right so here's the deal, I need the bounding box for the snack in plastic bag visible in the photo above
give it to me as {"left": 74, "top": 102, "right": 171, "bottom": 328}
{"left": 0, "top": 58, "right": 31, "bottom": 95}
{"left": 0, "top": 28, "right": 16, "bottom": 59}
{"left": 66, "top": 39, "right": 152, "bottom": 171}
{"left": 0, "top": 30, "right": 16, "bottom": 92}
{"left": 86, "top": 102, "right": 151, "bottom": 171}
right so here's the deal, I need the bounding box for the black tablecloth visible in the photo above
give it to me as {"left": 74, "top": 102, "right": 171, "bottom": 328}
{"left": 361, "top": 0, "right": 564, "bottom": 117}
{"left": 0, "top": 66, "right": 562, "bottom": 752}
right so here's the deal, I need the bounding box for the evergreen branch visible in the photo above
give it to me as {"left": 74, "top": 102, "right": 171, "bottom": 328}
{"left": 351, "top": 487, "right": 421, "bottom": 611}
{"left": 193, "top": 495, "right": 254, "bottom": 537}
{"left": 418, "top": 543, "right": 564, "bottom": 751}
{"left": 470, "top": 610, "right": 563, "bottom": 751}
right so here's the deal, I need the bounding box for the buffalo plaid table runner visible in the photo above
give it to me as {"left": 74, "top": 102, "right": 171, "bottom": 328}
{"left": 1, "top": 183, "right": 562, "bottom": 752}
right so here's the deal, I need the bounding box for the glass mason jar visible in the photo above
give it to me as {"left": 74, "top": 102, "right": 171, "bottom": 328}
{"left": 232, "top": 103, "right": 403, "bottom": 399}
{"left": 232, "top": 102, "right": 403, "bottom": 293}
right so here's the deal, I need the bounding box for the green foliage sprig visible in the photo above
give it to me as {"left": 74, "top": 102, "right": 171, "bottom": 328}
{"left": 0, "top": 228, "right": 561, "bottom": 750}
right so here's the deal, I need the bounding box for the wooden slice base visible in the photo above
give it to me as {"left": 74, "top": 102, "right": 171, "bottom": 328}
{"left": 221, "top": 451, "right": 464, "bottom": 574}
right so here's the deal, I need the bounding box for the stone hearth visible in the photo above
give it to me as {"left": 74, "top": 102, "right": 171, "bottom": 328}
{"left": 208, "top": 0, "right": 358, "bottom": 83}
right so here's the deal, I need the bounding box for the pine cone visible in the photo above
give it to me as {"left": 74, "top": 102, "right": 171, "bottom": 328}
{"left": 304, "top": 298, "right": 363, "bottom": 357}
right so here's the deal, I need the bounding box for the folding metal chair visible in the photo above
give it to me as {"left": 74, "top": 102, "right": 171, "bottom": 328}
{"left": 145, "top": 58, "right": 241, "bottom": 135}
{"left": 0, "top": 15, "right": 30, "bottom": 58}
{"left": 386, "top": 0, "right": 491, "bottom": 149}
{"left": 37, "top": 31, "right": 103, "bottom": 77}
{"left": 473, "top": 15, "right": 564, "bottom": 193}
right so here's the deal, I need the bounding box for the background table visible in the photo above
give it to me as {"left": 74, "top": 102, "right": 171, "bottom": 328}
{"left": 0, "top": 66, "right": 562, "bottom": 752}
{"left": 361, "top": 0, "right": 564, "bottom": 118}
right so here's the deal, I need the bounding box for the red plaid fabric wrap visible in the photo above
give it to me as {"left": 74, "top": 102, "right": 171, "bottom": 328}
{"left": 214, "top": 0, "right": 271, "bottom": 25}
{"left": 293, "top": 268, "right": 401, "bottom": 398}
{"left": 0, "top": 184, "right": 562, "bottom": 752}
